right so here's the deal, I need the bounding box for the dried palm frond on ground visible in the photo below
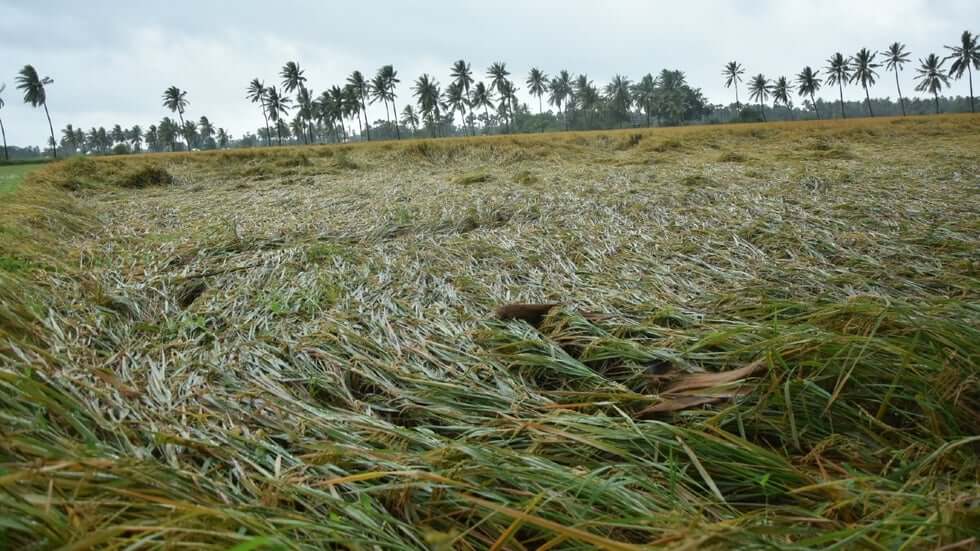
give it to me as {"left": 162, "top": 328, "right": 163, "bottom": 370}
{"left": 1, "top": 115, "right": 979, "bottom": 549}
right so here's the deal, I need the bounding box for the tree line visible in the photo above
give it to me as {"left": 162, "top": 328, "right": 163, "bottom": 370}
{"left": 0, "top": 29, "right": 976, "bottom": 159}
{"left": 724, "top": 31, "right": 978, "bottom": 121}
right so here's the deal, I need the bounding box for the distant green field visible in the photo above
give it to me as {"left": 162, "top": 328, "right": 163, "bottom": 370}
{"left": 0, "top": 164, "right": 40, "bottom": 193}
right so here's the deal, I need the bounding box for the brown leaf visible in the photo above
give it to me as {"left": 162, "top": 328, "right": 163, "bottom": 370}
{"left": 664, "top": 359, "right": 767, "bottom": 394}
{"left": 638, "top": 395, "right": 725, "bottom": 415}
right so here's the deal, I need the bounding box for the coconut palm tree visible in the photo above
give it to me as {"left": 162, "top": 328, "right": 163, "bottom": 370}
{"left": 247, "top": 78, "right": 272, "bottom": 146}
{"left": 327, "top": 86, "right": 348, "bottom": 142}
{"left": 264, "top": 86, "right": 291, "bottom": 145}
{"left": 0, "top": 83, "right": 8, "bottom": 160}
{"left": 850, "top": 48, "right": 880, "bottom": 117}
{"left": 747, "top": 74, "right": 771, "bottom": 122}
{"left": 796, "top": 66, "right": 823, "bottom": 120}
{"left": 915, "top": 54, "right": 951, "bottom": 114}
{"left": 60, "top": 124, "right": 78, "bottom": 154}
{"left": 217, "top": 128, "right": 229, "bottom": 148}
{"left": 722, "top": 61, "right": 745, "bottom": 112}
{"left": 497, "top": 79, "right": 518, "bottom": 132}
{"left": 413, "top": 74, "right": 441, "bottom": 137}
{"left": 604, "top": 74, "right": 633, "bottom": 127}
{"left": 631, "top": 74, "right": 657, "bottom": 127}
{"left": 400, "top": 104, "right": 419, "bottom": 135}
{"left": 945, "top": 30, "right": 980, "bottom": 113}
{"left": 487, "top": 62, "right": 510, "bottom": 95}
{"left": 444, "top": 82, "right": 468, "bottom": 134}
{"left": 772, "top": 76, "right": 791, "bottom": 117}
{"left": 145, "top": 125, "right": 159, "bottom": 152}
{"left": 198, "top": 116, "right": 215, "bottom": 148}
{"left": 370, "top": 72, "right": 392, "bottom": 135}
{"left": 280, "top": 61, "right": 307, "bottom": 94}
{"left": 343, "top": 85, "right": 363, "bottom": 138}
{"left": 548, "top": 70, "right": 573, "bottom": 130}
{"left": 128, "top": 126, "right": 143, "bottom": 153}
{"left": 158, "top": 119, "right": 177, "bottom": 151}
{"left": 111, "top": 124, "right": 126, "bottom": 146}
{"left": 347, "top": 71, "right": 371, "bottom": 141}
{"left": 882, "top": 42, "right": 912, "bottom": 116}
{"left": 16, "top": 65, "right": 57, "bottom": 158}
{"left": 450, "top": 60, "right": 474, "bottom": 135}
{"left": 470, "top": 81, "right": 493, "bottom": 132}
{"left": 526, "top": 67, "right": 548, "bottom": 115}
{"left": 380, "top": 65, "right": 401, "bottom": 139}
{"left": 825, "top": 53, "right": 851, "bottom": 118}
{"left": 161, "top": 85, "right": 189, "bottom": 148}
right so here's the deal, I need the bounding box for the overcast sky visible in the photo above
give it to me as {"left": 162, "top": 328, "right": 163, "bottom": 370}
{"left": 1, "top": 0, "right": 978, "bottom": 147}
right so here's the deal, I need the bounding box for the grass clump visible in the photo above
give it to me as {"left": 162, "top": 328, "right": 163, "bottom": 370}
{"left": 513, "top": 169, "right": 540, "bottom": 185}
{"left": 718, "top": 150, "right": 748, "bottom": 162}
{"left": 453, "top": 169, "right": 492, "bottom": 185}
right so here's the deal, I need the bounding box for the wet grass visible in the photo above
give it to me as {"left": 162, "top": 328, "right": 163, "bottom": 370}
{"left": 0, "top": 114, "right": 979, "bottom": 549}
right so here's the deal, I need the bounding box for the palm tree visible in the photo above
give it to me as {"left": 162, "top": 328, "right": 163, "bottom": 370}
{"left": 444, "top": 82, "right": 468, "bottom": 134}
{"left": 370, "top": 72, "right": 392, "bottom": 135}
{"left": 915, "top": 54, "right": 951, "bottom": 114}
{"left": 825, "top": 53, "right": 851, "bottom": 118}
{"left": 0, "top": 83, "right": 8, "bottom": 160}
{"left": 380, "top": 65, "right": 401, "bottom": 139}
{"left": 450, "top": 60, "right": 475, "bottom": 135}
{"left": 281, "top": 61, "right": 311, "bottom": 142}
{"left": 945, "top": 30, "right": 980, "bottom": 113}
{"left": 631, "top": 74, "right": 657, "bottom": 127}
{"left": 60, "top": 124, "right": 78, "bottom": 154}
{"left": 497, "top": 79, "right": 518, "bottom": 132}
{"left": 747, "top": 74, "right": 771, "bottom": 122}
{"left": 327, "top": 86, "right": 348, "bottom": 142}
{"left": 111, "top": 124, "right": 126, "bottom": 145}
{"left": 158, "top": 119, "right": 177, "bottom": 151}
{"left": 882, "top": 42, "right": 912, "bottom": 116}
{"left": 73, "top": 127, "right": 85, "bottom": 154}
{"left": 413, "top": 74, "right": 441, "bottom": 137}
{"left": 487, "top": 62, "right": 510, "bottom": 95}
{"left": 343, "top": 85, "right": 363, "bottom": 138}
{"left": 217, "top": 128, "right": 229, "bottom": 148}
{"left": 145, "top": 125, "right": 159, "bottom": 152}
{"left": 604, "top": 74, "right": 633, "bottom": 126}
{"left": 198, "top": 116, "right": 215, "bottom": 148}
{"left": 280, "top": 61, "right": 307, "bottom": 95}
{"left": 850, "top": 48, "right": 880, "bottom": 117}
{"left": 264, "top": 86, "right": 291, "bottom": 145}
{"left": 400, "top": 104, "right": 419, "bottom": 135}
{"left": 772, "top": 76, "right": 791, "bottom": 117}
{"left": 16, "top": 66, "right": 57, "bottom": 158}
{"left": 526, "top": 67, "right": 548, "bottom": 115}
{"left": 161, "top": 85, "right": 189, "bottom": 147}
{"left": 470, "top": 81, "right": 493, "bottom": 132}
{"left": 722, "top": 61, "right": 745, "bottom": 112}
{"left": 247, "top": 79, "right": 272, "bottom": 146}
{"left": 128, "top": 126, "right": 143, "bottom": 153}
{"left": 347, "top": 71, "right": 371, "bottom": 141}
{"left": 796, "top": 66, "right": 823, "bottom": 120}
{"left": 548, "top": 70, "right": 573, "bottom": 130}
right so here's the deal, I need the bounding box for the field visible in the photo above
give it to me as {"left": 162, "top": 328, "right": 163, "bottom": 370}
{"left": 0, "top": 163, "right": 43, "bottom": 194}
{"left": 1, "top": 116, "right": 978, "bottom": 549}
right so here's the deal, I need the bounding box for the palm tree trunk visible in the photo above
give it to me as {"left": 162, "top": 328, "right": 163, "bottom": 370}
{"left": 392, "top": 101, "right": 401, "bottom": 140}
{"left": 383, "top": 100, "right": 392, "bottom": 136}
{"left": 811, "top": 92, "right": 821, "bottom": 120}
{"left": 276, "top": 123, "right": 282, "bottom": 146}
{"left": 483, "top": 105, "right": 490, "bottom": 134}
{"left": 969, "top": 64, "right": 975, "bottom": 113}
{"left": 838, "top": 83, "right": 846, "bottom": 119}
{"left": 0, "top": 118, "right": 8, "bottom": 161}
{"left": 43, "top": 102, "right": 57, "bottom": 158}
{"left": 934, "top": 92, "right": 940, "bottom": 114}
{"left": 361, "top": 98, "right": 371, "bottom": 141}
{"left": 759, "top": 100, "right": 767, "bottom": 122}
{"left": 894, "top": 72, "right": 906, "bottom": 116}
{"left": 734, "top": 85, "right": 740, "bottom": 110}
{"left": 864, "top": 86, "right": 874, "bottom": 117}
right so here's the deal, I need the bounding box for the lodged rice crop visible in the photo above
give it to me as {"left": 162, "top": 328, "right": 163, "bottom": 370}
{"left": 1, "top": 115, "right": 978, "bottom": 549}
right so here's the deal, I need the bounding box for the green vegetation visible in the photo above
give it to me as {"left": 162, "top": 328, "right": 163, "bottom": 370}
{"left": 0, "top": 163, "right": 41, "bottom": 193}
{"left": 0, "top": 116, "right": 978, "bottom": 548}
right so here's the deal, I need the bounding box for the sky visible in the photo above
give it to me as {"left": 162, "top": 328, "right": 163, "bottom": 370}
{"left": 1, "top": 0, "right": 978, "bottom": 147}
